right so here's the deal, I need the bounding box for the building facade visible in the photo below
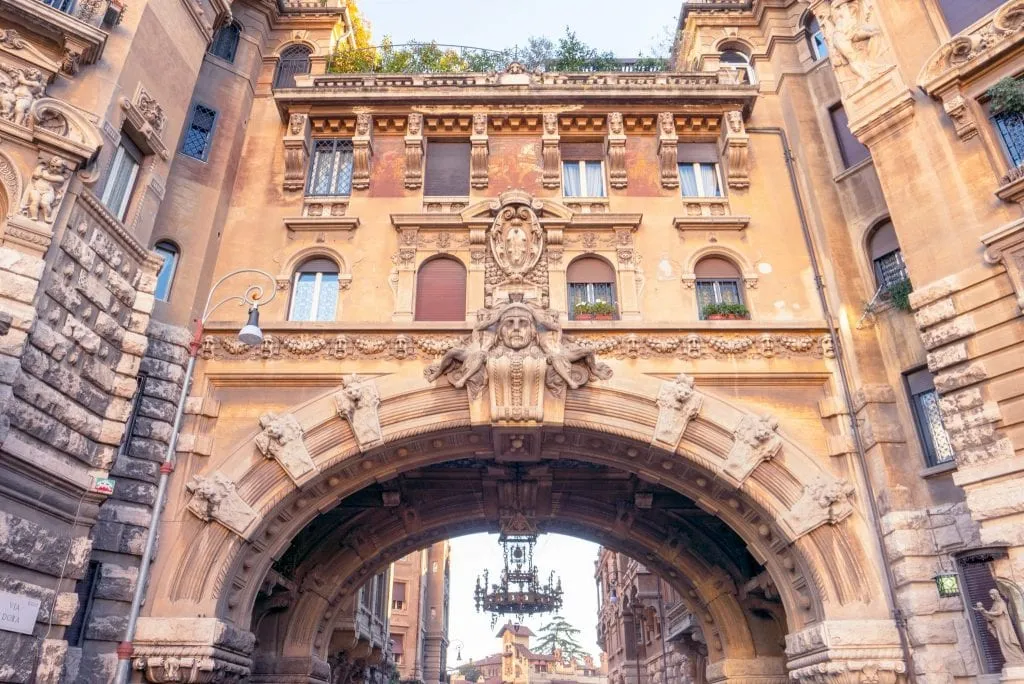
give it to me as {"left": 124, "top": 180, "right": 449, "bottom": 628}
{"left": 389, "top": 541, "right": 451, "bottom": 684}
{"left": 458, "top": 623, "right": 605, "bottom": 684}
{"left": 0, "top": 0, "right": 1024, "bottom": 683}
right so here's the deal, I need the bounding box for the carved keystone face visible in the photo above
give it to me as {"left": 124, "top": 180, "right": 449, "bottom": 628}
{"left": 498, "top": 312, "right": 535, "bottom": 350}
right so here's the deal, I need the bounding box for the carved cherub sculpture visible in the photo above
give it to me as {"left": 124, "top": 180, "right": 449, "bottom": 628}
{"left": 19, "top": 156, "right": 68, "bottom": 223}
{"left": 0, "top": 65, "right": 45, "bottom": 127}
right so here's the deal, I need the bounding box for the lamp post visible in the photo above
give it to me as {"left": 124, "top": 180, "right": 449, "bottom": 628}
{"left": 114, "top": 269, "right": 277, "bottom": 684}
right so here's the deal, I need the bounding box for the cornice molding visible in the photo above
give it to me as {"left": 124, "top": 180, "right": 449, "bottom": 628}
{"left": 0, "top": 0, "right": 106, "bottom": 74}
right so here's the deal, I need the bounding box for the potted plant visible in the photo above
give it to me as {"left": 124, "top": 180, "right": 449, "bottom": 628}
{"left": 884, "top": 278, "right": 913, "bottom": 313}
{"left": 988, "top": 77, "right": 1024, "bottom": 116}
{"left": 702, "top": 302, "right": 750, "bottom": 320}
{"left": 573, "top": 300, "right": 616, "bottom": 321}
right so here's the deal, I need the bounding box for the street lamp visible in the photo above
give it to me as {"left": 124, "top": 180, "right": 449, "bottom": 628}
{"left": 114, "top": 269, "right": 277, "bottom": 684}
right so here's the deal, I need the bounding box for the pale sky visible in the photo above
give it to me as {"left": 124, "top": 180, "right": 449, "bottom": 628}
{"left": 361, "top": 0, "right": 682, "bottom": 57}
{"left": 446, "top": 533, "right": 604, "bottom": 666}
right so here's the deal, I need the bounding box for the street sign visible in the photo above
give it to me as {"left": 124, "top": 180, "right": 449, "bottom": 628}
{"left": 0, "top": 591, "right": 41, "bottom": 635}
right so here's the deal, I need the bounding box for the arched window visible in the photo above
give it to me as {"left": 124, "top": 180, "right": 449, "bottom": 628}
{"left": 289, "top": 257, "right": 339, "bottom": 321}
{"left": 805, "top": 14, "right": 828, "bottom": 61}
{"left": 694, "top": 256, "right": 746, "bottom": 319}
{"left": 153, "top": 241, "right": 179, "bottom": 302}
{"left": 567, "top": 256, "right": 617, "bottom": 320}
{"left": 274, "top": 45, "right": 311, "bottom": 88}
{"left": 209, "top": 22, "right": 241, "bottom": 63}
{"left": 868, "top": 220, "right": 909, "bottom": 291}
{"left": 719, "top": 49, "right": 755, "bottom": 84}
{"left": 414, "top": 257, "right": 466, "bottom": 321}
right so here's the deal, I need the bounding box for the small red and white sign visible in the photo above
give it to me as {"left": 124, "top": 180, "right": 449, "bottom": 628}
{"left": 92, "top": 477, "right": 116, "bottom": 495}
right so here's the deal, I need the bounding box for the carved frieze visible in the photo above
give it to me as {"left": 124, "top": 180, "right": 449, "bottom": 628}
{"left": 722, "top": 414, "right": 782, "bottom": 484}
{"left": 186, "top": 472, "right": 256, "bottom": 536}
{"left": 334, "top": 374, "right": 383, "bottom": 450}
{"left": 471, "top": 112, "right": 489, "bottom": 189}
{"left": 0, "top": 63, "right": 45, "bottom": 127}
{"left": 607, "top": 112, "right": 627, "bottom": 189}
{"left": 404, "top": 113, "right": 424, "bottom": 189}
{"left": 254, "top": 412, "right": 317, "bottom": 484}
{"left": 657, "top": 112, "right": 679, "bottom": 189}
{"left": 653, "top": 373, "right": 703, "bottom": 449}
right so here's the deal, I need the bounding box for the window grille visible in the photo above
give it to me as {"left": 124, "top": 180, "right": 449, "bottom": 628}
{"left": 209, "top": 23, "right": 241, "bottom": 62}
{"left": 912, "top": 388, "right": 955, "bottom": 466}
{"left": 181, "top": 104, "right": 218, "bottom": 161}
{"left": 957, "top": 552, "right": 1010, "bottom": 674}
{"left": 695, "top": 280, "right": 742, "bottom": 317}
{"left": 274, "top": 45, "right": 311, "bottom": 88}
{"left": 873, "top": 249, "right": 908, "bottom": 290}
{"left": 41, "top": 0, "right": 75, "bottom": 12}
{"left": 993, "top": 110, "right": 1024, "bottom": 168}
{"left": 307, "top": 139, "right": 354, "bottom": 196}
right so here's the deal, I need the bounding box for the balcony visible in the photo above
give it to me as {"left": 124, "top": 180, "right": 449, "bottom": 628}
{"left": 680, "top": 0, "right": 753, "bottom": 21}
{"left": 1, "top": 0, "right": 109, "bottom": 73}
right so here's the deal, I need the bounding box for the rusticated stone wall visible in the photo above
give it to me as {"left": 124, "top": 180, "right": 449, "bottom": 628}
{"left": 0, "top": 190, "right": 162, "bottom": 682}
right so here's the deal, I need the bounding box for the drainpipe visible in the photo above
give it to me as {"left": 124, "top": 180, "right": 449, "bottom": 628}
{"left": 746, "top": 127, "right": 916, "bottom": 683}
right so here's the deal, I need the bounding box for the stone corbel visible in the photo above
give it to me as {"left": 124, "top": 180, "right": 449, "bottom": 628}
{"left": 652, "top": 373, "right": 703, "bottom": 449}
{"left": 404, "top": 113, "right": 424, "bottom": 189}
{"left": 471, "top": 113, "right": 489, "bottom": 189}
{"left": 607, "top": 112, "right": 627, "bottom": 189}
{"left": 982, "top": 217, "right": 1024, "bottom": 312}
{"left": 119, "top": 85, "right": 169, "bottom": 160}
{"left": 720, "top": 110, "right": 750, "bottom": 190}
{"left": 721, "top": 414, "right": 782, "bottom": 484}
{"left": 541, "top": 112, "right": 561, "bottom": 189}
{"left": 938, "top": 86, "right": 977, "bottom": 142}
{"left": 352, "top": 112, "right": 372, "bottom": 191}
{"left": 657, "top": 112, "right": 679, "bottom": 189}
{"left": 185, "top": 472, "right": 256, "bottom": 536}
{"left": 782, "top": 475, "right": 856, "bottom": 538}
{"left": 334, "top": 374, "right": 383, "bottom": 450}
{"left": 254, "top": 412, "right": 318, "bottom": 485}
{"left": 132, "top": 617, "right": 255, "bottom": 683}
{"left": 283, "top": 113, "right": 310, "bottom": 192}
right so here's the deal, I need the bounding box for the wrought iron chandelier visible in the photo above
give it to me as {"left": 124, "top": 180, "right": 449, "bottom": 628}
{"left": 474, "top": 525, "right": 563, "bottom": 626}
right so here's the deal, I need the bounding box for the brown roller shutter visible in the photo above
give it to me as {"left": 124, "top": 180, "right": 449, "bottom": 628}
{"left": 869, "top": 221, "right": 900, "bottom": 260}
{"left": 958, "top": 553, "right": 1007, "bottom": 674}
{"left": 415, "top": 257, "right": 467, "bottom": 321}
{"left": 694, "top": 257, "right": 741, "bottom": 279}
{"left": 392, "top": 581, "right": 406, "bottom": 602}
{"left": 561, "top": 141, "right": 605, "bottom": 161}
{"left": 905, "top": 368, "right": 936, "bottom": 395}
{"left": 829, "top": 104, "right": 870, "bottom": 168}
{"left": 567, "top": 257, "right": 615, "bottom": 283}
{"left": 677, "top": 142, "right": 719, "bottom": 164}
{"left": 424, "top": 141, "right": 470, "bottom": 196}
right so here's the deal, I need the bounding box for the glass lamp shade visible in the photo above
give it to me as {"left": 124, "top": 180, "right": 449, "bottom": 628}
{"left": 934, "top": 572, "right": 960, "bottom": 598}
{"left": 238, "top": 307, "right": 263, "bottom": 346}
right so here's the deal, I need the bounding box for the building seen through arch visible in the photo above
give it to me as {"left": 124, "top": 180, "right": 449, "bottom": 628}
{"left": 1, "top": 1, "right": 1024, "bottom": 684}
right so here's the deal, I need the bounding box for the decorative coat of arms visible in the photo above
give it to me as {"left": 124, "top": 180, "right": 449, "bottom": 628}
{"left": 488, "top": 199, "right": 544, "bottom": 283}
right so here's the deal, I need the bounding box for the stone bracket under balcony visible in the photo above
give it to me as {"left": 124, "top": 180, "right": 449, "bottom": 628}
{"left": 673, "top": 199, "right": 750, "bottom": 235}
{"left": 284, "top": 197, "right": 360, "bottom": 235}
{"left": 1, "top": 0, "right": 108, "bottom": 74}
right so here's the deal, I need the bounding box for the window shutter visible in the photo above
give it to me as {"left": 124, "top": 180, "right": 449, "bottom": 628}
{"left": 958, "top": 553, "right": 1007, "bottom": 674}
{"left": 560, "top": 142, "right": 605, "bottom": 161}
{"left": 415, "top": 258, "right": 467, "bottom": 321}
{"left": 694, "top": 257, "right": 741, "bottom": 279}
{"left": 393, "top": 581, "right": 406, "bottom": 602}
{"left": 567, "top": 257, "right": 615, "bottom": 283}
{"left": 829, "top": 104, "right": 871, "bottom": 168}
{"left": 392, "top": 634, "right": 404, "bottom": 654}
{"left": 677, "top": 143, "right": 719, "bottom": 164}
{"left": 906, "top": 368, "right": 936, "bottom": 395}
{"left": 424, "top": 141, "right": 471, "bottom": 196}
{"left": 938, "top": 0, "right": 1003, "bottom": 35}
{"left": 869, "top": 221, "right": 900, "bottom": 260}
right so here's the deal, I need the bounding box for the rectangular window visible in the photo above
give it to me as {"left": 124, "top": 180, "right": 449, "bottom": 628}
{"left": 873, "top": 249, "right": 909, "bottom": 290}
{"left": 568, "top": 282, "right": 616, "bottom": 315}
{"left": 810, "top": 29, "right": 828, "bottom": 60}
{"left": 290, "top": 271, "right": 339, "bottom": 322}
{"left": 307, "top": 139, "right": 354, "bottom": 196}
{"left": 992, "top": 109, "right": 1024, "bottom": 168}
{"left": 392, "top": 581, "right": 407, "bottom": 611}
{"left": 101, "top": 134, "right": 143, "bottom": 221}
{"left": 905, "top": 369, "right": 955, "bottom": 467}
{"left": 423, "top": 140, "right": 470, "bottom": 196}
{"left": 695, "top": 280, "right": 742, "bottom": 319}
{"left": 41, "top": 0, "right": 75, "bottom": 12}
{"left": 562, "top": 160, "right": 606, "bottom": 197}
{"left": 938, "top": 0, "right": 1004, "bottom": 35}
{"left": 677, "top": 142, "right": 722, "bottom": 197}
{"left": 829, "top": 104, "right": 871, "bottom": 169}
{"left": 181, "top": 103, "right": 218, "bottom": 161}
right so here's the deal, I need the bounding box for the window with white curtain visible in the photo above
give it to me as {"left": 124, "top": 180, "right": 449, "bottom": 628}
{"left": 289, "top": 258, "right": 339, "bottom": 322}
{"left": 678, "top": 162, "right": 722, "bottom": 198}
{"left": 562, "top": 160, "right": 606, "bottom": 197}
{"left": 101, "top": 134, "right": 143, "bottom": 221}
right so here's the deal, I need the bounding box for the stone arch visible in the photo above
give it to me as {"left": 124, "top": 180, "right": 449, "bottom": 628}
{"left": 714, "top": 39, "right": 755, "bottom": 58}
{"left": 0, "top": 150, "right": 24, "bottom": 219}
{"left": 153, "top": 373, "right": 893, "bottom": 649}
{"left": 276, "top": 244, "right": 353, "bottom": 291}
{"left": 273, "top": 39, "right": 319, "bottom": 58}
{"left": 682, "top": 245, "right": 759, "bottom": 290}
